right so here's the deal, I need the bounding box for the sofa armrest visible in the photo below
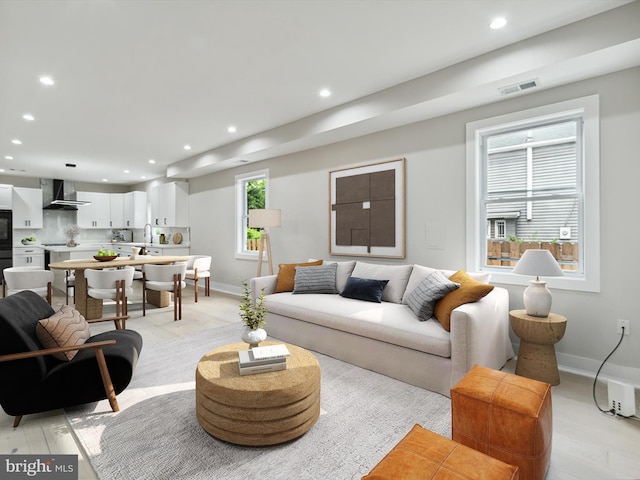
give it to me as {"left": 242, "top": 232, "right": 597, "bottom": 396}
{"left": 249, "top": 275, "right": 277, "bottom": 304}
{"left": 449, "top": 286, "right": 514, "bottom": 387}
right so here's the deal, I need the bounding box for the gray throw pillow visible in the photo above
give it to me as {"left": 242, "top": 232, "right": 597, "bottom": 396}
{"left": 293, "top": 263, "right": 338, "bottom": 294}
{"left": 406, "top": 270, "right": 460, "bottom": 321}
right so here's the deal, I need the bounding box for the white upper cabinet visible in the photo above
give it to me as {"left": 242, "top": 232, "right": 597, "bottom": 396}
{"left": 12, "top": 187, "right": 43, "bottom": 229}
{"left": 123, "top": 191, "right": 148, "bottom": 228}
{"left": 150, "top": 182, "right": 189, "bottom": 227}
{"left": 109, "top": 193, "right": 125, "bottom": 228}
{"left": 0, "top": 184, "right": 12, "bottom": 209}
{"left": 77, "top": 192, "right": 111, "bottom": 228}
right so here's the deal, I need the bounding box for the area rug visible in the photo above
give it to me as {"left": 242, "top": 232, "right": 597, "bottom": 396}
{"left": 65, "top": 323, "right": 451, "bottom": 479}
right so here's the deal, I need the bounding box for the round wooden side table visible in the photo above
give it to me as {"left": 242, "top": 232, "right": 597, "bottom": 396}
{"left": 509, "top": 310, "right": 567, "bottom": 385}
{"left": 195, "top": 341, "right": 321, "bottom": 446}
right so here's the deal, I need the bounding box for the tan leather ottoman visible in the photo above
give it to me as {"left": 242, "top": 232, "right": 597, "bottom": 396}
{"left": 363, "top": 424, "right": 519, "bottom": 480}
{"left": 451, "top": 365, "right": 552, "bottom": 480}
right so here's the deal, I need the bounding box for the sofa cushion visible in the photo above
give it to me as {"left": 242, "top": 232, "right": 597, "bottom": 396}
{"left": 340, "top": 277, "right": 389, "bottom": 303}
{"left": 36, "top": 305, "right": 91, "bottom": 361}
{"left": 314, "top": 260, "right": 356, "bottom": 293}
{"left": 406, "top": 270, "right": 460, "bottom": 322}
{"left": 402, "top": 264, "right": 437, "bottom": 304}
{"left": 274, "top": 260, "right": 323, "bottom": 293}
{"left": 264, "top": 292, "right": 451, "bottom": 357}
{"left": 351, "top": 262, "right": 413, "bottom": 304}
{"left": 434, "top": 270, "right": 494, "bottom": 331}
{"left": 293, "top": 263, "right": 338, "bottom": 294}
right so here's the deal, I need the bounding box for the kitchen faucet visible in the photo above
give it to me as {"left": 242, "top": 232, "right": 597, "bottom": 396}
{"left": 144, "top": 223, "right": 152, "bottom": 247}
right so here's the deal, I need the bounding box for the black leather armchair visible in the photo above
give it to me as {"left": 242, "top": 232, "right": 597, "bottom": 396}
{"left": 0, "top": 290, "right": 143, "bottom": 427}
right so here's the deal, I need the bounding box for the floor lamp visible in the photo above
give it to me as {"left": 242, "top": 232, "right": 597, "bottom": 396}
{"left": 248, "top": 208, "right": 281, "bottom": 276}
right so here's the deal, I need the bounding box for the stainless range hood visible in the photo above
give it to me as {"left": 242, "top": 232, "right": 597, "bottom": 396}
{"left": 41, "top": 179, "right": 91, "bottom": 210}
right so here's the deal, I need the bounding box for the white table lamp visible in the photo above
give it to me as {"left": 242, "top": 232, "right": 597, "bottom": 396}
{"left": 248, "top": 209, "right": 281, "bottom": 276}
{"left": 512, "top": 249, "right": 564, "bottom": 317}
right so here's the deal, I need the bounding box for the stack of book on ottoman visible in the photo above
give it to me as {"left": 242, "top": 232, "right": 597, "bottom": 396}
{"left": 238, "top": 344, "right": 290, "bottom": 376}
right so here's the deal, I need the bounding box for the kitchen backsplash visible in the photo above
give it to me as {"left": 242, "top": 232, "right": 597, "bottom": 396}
{"left": 29, "top": 210, "right": 190, "bottom": 245}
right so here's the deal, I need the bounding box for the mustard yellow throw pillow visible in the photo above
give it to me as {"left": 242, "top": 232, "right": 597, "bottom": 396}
{"left": 434, "top": 270, "right": 494, "bottom": 331}
{"left": 274, "top": 260, "right": 323, "bottom": 293}
{"left": 36, "top": 305, "right": 91, "bottom": 361}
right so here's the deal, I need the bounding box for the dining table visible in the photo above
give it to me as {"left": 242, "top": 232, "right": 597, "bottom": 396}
{"left": 48, "top": 255, "right": 188, "bottom": 319}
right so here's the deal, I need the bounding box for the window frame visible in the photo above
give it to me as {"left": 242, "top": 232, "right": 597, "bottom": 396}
{"left": 465, "top": 95, "right": 600, "bottom": 292}
{"left": 235, "top": 169, "right": 269, "bottom": 260}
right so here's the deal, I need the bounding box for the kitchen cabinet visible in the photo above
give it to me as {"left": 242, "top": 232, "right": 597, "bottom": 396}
{"left": 0, "top": 184, "right": 12, "bottom": 209}
{"left": 77, "top": 192, "right": 111, "bottom": 228}
{"left": 12, "top": 187, "right": 43, "bottom": 228}
{"left": 13, "top": 246, "right": 45, "bottom": 268}
{"left": 150, "top": 182, "right": 189, "bottom": 227}
{"left": 109, "top": 193, "right": 124, "bottom": 228}
{"left": 124, "top": 191, "right": 148, "bottom": 228}
{"left": 145, "top": 246, "right": 190, "bottom": 256}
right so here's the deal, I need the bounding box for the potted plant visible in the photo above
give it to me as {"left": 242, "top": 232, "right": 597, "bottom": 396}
{"left": 239, "top": 280, "right": 267, "bottom": 347}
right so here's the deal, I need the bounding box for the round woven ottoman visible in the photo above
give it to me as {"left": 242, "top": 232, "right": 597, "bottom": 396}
{"left": 195, "top": 341, "right": 321, "bottom": 446}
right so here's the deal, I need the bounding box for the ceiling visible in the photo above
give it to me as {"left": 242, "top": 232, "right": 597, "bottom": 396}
{"left": 1, "top": 0, "right": 638, "bottom": 186}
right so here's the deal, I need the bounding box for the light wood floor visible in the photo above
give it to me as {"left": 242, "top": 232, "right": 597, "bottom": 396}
{"left": 2, "top": 285, "right": 639, "bottom": 479}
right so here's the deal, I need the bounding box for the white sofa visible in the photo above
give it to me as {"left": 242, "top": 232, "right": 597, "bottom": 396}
{"left": 250, "top": 260, "right": 514, "bottom": 397}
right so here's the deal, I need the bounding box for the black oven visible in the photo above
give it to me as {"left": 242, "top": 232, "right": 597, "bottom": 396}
{"left": 0, "top": 210, "right": 12, "bottom": 250}
{"left": 0, "top": 210, "right": 12, "bottom": 280}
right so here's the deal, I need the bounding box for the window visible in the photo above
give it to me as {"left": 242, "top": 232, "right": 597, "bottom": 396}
{"left": 235, "top": 169, "right": 268, "bottom": 258}
{"left": 466, "top": 95, "right": 600, "bottom": 292}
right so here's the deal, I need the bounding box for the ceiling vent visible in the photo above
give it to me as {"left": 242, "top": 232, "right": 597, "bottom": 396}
{"left": 499, "top": 79, "right": 539, "bottom": 96}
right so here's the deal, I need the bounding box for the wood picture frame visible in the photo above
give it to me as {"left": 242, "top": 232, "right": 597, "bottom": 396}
{"left": 329, "top": 158, "right": 405, "bottom": 258}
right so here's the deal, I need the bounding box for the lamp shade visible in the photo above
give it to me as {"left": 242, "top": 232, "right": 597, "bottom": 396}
{"left": 512, "top": 249, "right": 564, "bottom": 278}
{"left": 248, "top": 209, "right": 281, "bottom": 228}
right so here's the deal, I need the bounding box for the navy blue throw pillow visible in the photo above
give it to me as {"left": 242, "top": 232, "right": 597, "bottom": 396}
{"left": 340, "top": 276, "right": 389, "bottom": 303}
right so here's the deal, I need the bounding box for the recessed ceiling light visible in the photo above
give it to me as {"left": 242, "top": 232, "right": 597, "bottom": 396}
{"left": 141, "top": 176, "right": 147, "bottom": 179}
{"left": 0, "top": 169, "right": 4, "bottom": 173}
{"left": 102, "top": 178, "right": 108, "bottom": 182}
{"left": 183, "top": 144, "right": 192, "bottom": 150}
{"left": 490, "top": 17, "right": 507, "bottom": 29}
{"left": 4, "top": 156, "right": 13, "bottom": 160}
{"left": 124, "top": 169, "right": 130, "bottom": 174}
{"left": 22, "top": 114, "right": 35, "bottom": 121}
{"left": 11, "top": 139, "right": 22, "bottom": 145}
{"left": 149, "top": 159, "right": 156, "bottom": 164}
{"left": 39, "top": 75, "right": 55, "bottom": 86}
{"left": 227, "top": 126, "right": 237, "bottom": 133}
{"left": 319, "top": 88, "right": 331, "bottom": 98}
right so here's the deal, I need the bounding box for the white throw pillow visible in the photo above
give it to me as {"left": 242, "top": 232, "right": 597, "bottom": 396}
{"left": 350, "top": 262, "right": 413, "bottom": 304}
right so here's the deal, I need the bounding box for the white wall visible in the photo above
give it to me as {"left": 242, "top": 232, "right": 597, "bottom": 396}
{"left": 189, "top": 67, "right": 640, "bottom": 382}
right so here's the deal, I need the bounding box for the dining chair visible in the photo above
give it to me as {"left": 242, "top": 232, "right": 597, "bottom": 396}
{"left": 85, "top": 267, "right": 135, "bottom": 327}
{"left": 142, "top": 263, "right": 187, "bottom": 321}
{"left": 2, "top": 267, "right": 55, "bottom": 305}
{"left": 185, "top": 255, "right": 211, "bottom": 302}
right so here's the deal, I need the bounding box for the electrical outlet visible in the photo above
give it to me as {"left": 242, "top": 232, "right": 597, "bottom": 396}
{"left": 617, "top": 319, "right": 630, "bottom": 335}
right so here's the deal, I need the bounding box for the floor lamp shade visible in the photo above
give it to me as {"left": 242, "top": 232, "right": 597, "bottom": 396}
{"left": 248, "top": 209, "right": 281, "bottom": 276}
{"left": 248, "top": 209, "right": 281, "bottom": 229}
{"left": 512, "top": 249, "right": 564, "bottom": 317}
